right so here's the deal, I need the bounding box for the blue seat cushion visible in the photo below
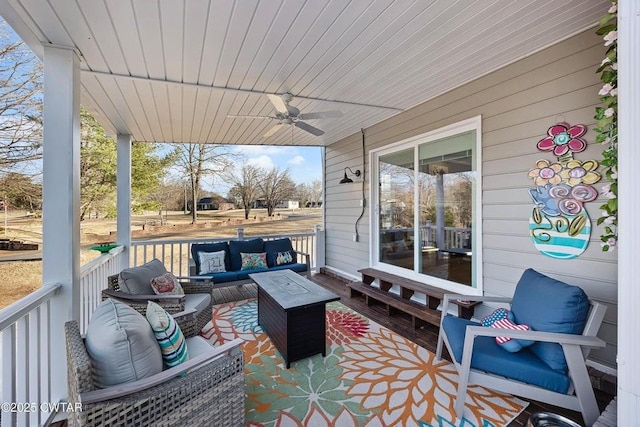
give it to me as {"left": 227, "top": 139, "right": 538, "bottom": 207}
{"left": 442, "top": 315, "right": 571, "bottom": 393}
{"left": 269, "top": 263, "right": 308, "bottom": 273}
{"left": 510, "top": 268, "right": 590, "bottom": 372}
{"left": 236, "top": 267, "right": 269, "bottom": 281}
{"left": 264, "top": 238, "right": 297, "bottom": 267}
{"left": 191, "top": 242, "right": 230, "bottom": 273}
{"left": 229, "top": 239, "right": 264, "bottom": 271}
{"left": 196, "top": 271, "right": 239, "bottom": 284}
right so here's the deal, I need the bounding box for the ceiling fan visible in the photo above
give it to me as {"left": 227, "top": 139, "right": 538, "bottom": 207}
{"left": 227, "top": 93, "right": 343, "bottom": 137}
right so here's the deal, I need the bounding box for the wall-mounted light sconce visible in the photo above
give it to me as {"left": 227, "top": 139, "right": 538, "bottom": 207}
{"left": 339, "top": 167, "right": 361, "bottom": 184}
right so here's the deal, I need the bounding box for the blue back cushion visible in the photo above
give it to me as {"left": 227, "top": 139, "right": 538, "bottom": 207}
{"left": 191, "top": 242, "right": 230, "bottom": 274}
{"left": 264, "top": 238, "right": 297, "bottom": 267}
{"left": 228, "top": 238, "right": 264, "bottom": 271}
{"left": 510, "top": 268, "right": 590, "bottom": 372}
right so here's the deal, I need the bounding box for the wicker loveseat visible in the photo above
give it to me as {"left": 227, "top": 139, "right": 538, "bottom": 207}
{"left": 103, "top": 259, "right": 214, "bottom": 336}
{"left": 65, "top": 319, "right": 244, "bottom": 427}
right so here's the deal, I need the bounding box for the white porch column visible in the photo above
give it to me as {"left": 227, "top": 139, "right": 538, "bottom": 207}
{"left": 314, "top": 224, "right": 325, "bottom": 272}
{"left": 42, "top": 45, "right": 80, "bottom": 403}
{"left": 617, "top": 1, "right": 640, "bottom": 424}
{"left": 435, "top": 172, "right": 445, "bottom": 250}
{"left": 116, "top": 134, "right": 132, "bottom": 267}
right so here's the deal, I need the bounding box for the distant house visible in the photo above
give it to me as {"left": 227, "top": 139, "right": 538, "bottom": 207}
{"left": 277, "top": 201, "right": 299, "bottom": 210}
{"left": 196, "top": 197, "right": 217, "bottom": 210}
{"left": 252, "top": 199, "right": 267, "bottom": 209}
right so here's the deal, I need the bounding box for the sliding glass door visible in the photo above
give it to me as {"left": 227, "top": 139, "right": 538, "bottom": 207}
{"left": 379, "top": 148, "right": 415, "bottom": 270}
{"left": 372, "top": 118, "right": 481, "bottom": 292}
{"left": 417, "top": 132, "right": 475, "bottom": 286}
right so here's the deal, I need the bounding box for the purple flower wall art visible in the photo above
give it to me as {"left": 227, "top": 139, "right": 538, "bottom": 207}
{"left": 528, "top": 122, "right": 601, "bottom": 259}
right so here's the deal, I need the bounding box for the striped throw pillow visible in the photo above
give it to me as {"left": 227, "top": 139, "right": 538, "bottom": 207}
{"left": 146, "top": 301, "right": 188, "bottom": 368}
{"left": 491, "top": 317, "right": 534, "bottom": 353}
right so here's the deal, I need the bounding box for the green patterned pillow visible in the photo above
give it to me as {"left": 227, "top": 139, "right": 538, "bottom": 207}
{"left": 146, "top": 301, "right": 188, "bottom": 368}
{"left": 240, "top": 252, "right": 268, "bottom": 270}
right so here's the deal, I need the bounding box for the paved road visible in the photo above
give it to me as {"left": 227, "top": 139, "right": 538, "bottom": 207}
{"left": 0, "top": 250, "right": 42, "bottom": 263}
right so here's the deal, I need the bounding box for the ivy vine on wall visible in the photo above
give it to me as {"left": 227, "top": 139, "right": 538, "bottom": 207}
{"left": 595, "top": 1, "right": 618, "bottom": 252}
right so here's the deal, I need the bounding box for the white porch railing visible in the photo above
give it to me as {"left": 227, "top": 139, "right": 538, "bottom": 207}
{"left": 78, "top": 246, "right": 127, "bottom": 334}
{"left": 0, "top": 284, "right": 61, "bottom": 427}
{"left": 418, "top": 225, "right": 471, "bottom": 249}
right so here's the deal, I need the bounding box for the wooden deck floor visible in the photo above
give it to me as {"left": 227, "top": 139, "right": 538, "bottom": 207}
{"left": 307, "top": 273, "right": 614, "bottom": 427}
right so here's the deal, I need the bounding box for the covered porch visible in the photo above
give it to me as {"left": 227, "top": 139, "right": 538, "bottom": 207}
{"left": 0, "top": 0, "right": 638, "bottom": 425}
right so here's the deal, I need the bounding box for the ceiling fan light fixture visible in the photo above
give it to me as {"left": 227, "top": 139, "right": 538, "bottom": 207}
{"left": 228, "top": 93, "right": 342, "bottom": 138}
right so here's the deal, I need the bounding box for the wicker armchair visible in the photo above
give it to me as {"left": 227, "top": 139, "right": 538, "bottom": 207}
{"left": 103, "top": 272, "right": 214, "bottom": 337}
{"left": 65, "top": 320, "right": 245, "bottom": 427}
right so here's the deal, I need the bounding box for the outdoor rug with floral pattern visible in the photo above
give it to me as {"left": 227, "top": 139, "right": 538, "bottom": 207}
{"left": 201, "top": 299, "right": 527, "bottom": 427}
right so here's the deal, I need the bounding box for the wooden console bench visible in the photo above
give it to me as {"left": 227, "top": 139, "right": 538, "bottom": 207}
{"left": 347, "top": 268, "right": 479, "bottom": 328}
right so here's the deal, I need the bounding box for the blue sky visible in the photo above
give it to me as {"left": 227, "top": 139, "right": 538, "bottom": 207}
{"left": 232, "top": 145, "right": 321, "bottom": 183}
{"left": 190, "top": 144, "right": 322, "bottom": 195}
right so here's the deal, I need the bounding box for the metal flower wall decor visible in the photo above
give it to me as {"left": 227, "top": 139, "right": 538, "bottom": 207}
{"left": 528, "top": 122, "right": 601, "bottom": 259}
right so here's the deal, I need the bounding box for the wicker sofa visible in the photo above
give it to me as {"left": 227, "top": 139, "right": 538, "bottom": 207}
{"left": 103, "top": 259, "right": 214, "bottom": 337}
{"left": 190, "top": 237, "right": 310, "bottom": 286}
{"left": 65, "top": 318, "right": 244, "bottom": 427}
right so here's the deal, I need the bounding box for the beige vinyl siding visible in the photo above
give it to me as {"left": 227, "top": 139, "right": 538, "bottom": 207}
{"left": 324, "top": 28, "right": 617, "bottom": 368}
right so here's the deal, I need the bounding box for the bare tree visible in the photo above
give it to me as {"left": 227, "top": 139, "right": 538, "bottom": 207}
{"left": 295, "top": 180, "right": 322, "bottom": 207}
{"left": 147, "top": 180, "right": 187, "bottom": 224}
{"left": 294, "top": 183, "right": 311, "bottom": 207}
{"left": 0, "top": 21, "right": 43, "bottom": 173}
{"left": 308, "top": 180, "right": 322, "bottom": 207}
{"left": 259, "top": 167, "right": 296, "bottom": 217}
{"left": 172, "top": 143, "right": 236, "bottom": 223}
{"left": 226, "top": 161, "right": 261, "bottom": 219}
{"left": 447, "top": 173, "right": 473, "bottom": 227}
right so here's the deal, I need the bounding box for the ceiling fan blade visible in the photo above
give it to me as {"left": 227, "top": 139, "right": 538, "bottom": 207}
{"left": 298, "top": 110, "right": 343, "bottom": 120}
{"left": 263, "top": 124, "right": 285, "bottom": 138}
{"left": 227, "top": 115, "right": 275, "bottom": 119}
{"left": 294, "top": 121, "right": 324, "bottom": 136}
{"left": 267, "top": 94, "right": 290, "bottom": 115}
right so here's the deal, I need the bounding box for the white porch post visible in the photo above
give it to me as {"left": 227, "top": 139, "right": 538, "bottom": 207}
{"left": 617, "top": 0, "right": 640, "bottom": 424}
{"left": 116, "top": 134, "right": 132, "bottom": 267}
{"left": 314, "top": 224, "right": 325, "bottom": 272}
{"left": 42, "top": 45, "right": 81, "bottom": 402}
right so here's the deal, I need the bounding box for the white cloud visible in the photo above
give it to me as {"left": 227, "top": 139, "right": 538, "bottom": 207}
{"left": 289, "top": 155, "right": 305, "bottom": 165}
{"left": 247, "top": 155, "right": 274, "bottom": 170}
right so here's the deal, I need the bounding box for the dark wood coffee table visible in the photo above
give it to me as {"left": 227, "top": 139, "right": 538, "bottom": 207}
{"left": 249, "top": 270, "right": 340, "bottom": 368}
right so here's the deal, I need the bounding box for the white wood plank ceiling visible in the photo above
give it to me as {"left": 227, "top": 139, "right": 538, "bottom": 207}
{"left": 0, "top": 0, "right": 607, "bottom": 146}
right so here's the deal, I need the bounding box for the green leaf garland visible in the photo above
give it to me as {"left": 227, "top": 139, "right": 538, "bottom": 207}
{"left": 595, "top": 1, "right": 618, "bottom": 252}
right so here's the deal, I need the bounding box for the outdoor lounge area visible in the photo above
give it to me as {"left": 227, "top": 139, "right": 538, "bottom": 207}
{"left": 1, "top": 0, "right": 638, "bottom": 426}
{"left": 56, "top": 265, "right": 618, "bottom": 426}
{"left": 0, "top": 235, "right": 619, "bottom": 426}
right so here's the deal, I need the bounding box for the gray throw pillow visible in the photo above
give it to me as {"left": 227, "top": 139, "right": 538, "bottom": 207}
{"left": 118, "top": 259, "right": 167, "bottom": 295}
{"left": 85, "top": 299, "right": 163, "bottom": 388}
